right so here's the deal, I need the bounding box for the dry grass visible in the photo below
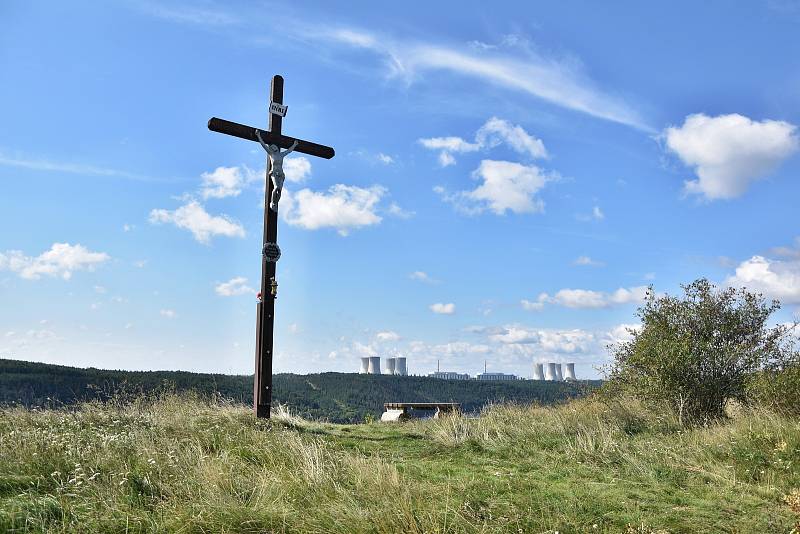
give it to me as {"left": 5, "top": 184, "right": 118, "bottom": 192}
{"left": 1, "top": 393, "right": 798, "bottom": 532}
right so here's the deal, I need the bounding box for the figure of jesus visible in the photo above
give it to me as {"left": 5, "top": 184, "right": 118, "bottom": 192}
{"left": 256, "top": 130, "right": 298, "bottom": 211}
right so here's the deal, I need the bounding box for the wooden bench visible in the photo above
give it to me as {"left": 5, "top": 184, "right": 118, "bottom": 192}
{"left": 381, "top": 402, "right": 461, "bottom": 422}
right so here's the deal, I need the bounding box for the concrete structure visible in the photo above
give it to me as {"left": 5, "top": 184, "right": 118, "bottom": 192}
{"left": 381, "top": 402, "right": 461, "bottom": 422}
{"left": 544, "top": 362, "right": 557, "bottom": 381}
{"left": 564, "top": 362, "right": 577, "bottom": 381}
{"left": 476, "top": 372, "right": 517, "bottom": 381}
{"left": 532, "top": 363, "right": 544, "bottom": 380}
{"left": 368, "top": 356, "right": 381, "bottom": 375}
{"left": 555, "top": 363, "right": 563, "bottom": 381}
{"left": 395, "top": 357, "right": 407, "bottom": 376}
{"left": 359, "top": 357, "right": 370, "bottom": 374}
{"left": 428, "top": 371, "right": 470, "bottom": 380}
{"left": 385, "top": 357, "right": 396, "bottom": 375}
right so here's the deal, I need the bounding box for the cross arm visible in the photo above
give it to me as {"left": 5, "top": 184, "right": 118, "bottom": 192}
{"left": 208, "top": 117, "right": 335, "bottom": 159}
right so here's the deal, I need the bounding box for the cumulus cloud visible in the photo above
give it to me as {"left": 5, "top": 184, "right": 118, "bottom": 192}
{"left": 283, "top": 156, "right": 312, "bottom": 183}
{"left": 281, "top": 184, "right": 386, "bottom": 236}
{"left": 0, "top": 243, "right": 110, "bottom": 280}
{"left": 200, "top": 166, "right": 245, "bottom": 199}
{"left": 149, "top": 201, "right": 245, "bottom": 244}
{"left": 437, "top": 160, "right": 551, "bottom": 215}
{"left": 664, "top": 113, "right": 799, "bottom": 200}
{"left": 215, "top": 277, "right": 254, "bottom": 297}
{"left": 528, "top": 286, "right": 648, "bottom": 310}
{"left": 419, "top": 117, "right": 547, "bottom": 166}
{"left": 376, "top": 331, "right": 401, "bottom": 341}
{"left": 430, "top": 302, "right": 456, "bottom": 314}
{"left": 726, "top": 255, "right": 800, "bottom": 304}
{"left": 475, "top": 117, "right": 548, "bottom": 159}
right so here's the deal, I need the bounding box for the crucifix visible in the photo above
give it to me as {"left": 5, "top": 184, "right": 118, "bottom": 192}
{"left": 208, "top": 74, "right": 335, "bottom": 418}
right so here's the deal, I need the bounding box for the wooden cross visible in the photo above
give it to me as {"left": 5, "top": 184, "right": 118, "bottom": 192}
{"left": 208, "top": 74, "right": 335, "bottom": 418}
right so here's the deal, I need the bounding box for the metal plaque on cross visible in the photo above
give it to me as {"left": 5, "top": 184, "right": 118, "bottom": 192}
{"left": 269, "top": 101, "right": 287, "bottom": 117}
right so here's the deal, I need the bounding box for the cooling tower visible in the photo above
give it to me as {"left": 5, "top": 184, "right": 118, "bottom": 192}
{"left": 385, "top": 357, "right": 396, "bottom": 375}
{"left": 555, "top": 363, "right": 563, "bottom": 381}
{"left": 368, "top": 356, "right": 381, "bottom": 375}
{"left": 533, "top": 363, "right": 544, "bottom": 380}
{"left": 360, "top": 357, "right": 370, "bottom": 374}
{"left": 564, "top": 362, "right": 577, "bottom": 381}
{"left": 544, "top": 362, "right": 557, "bottom": 381}
{"left": 395, "top": 357, "right": 407, "bottom": 376}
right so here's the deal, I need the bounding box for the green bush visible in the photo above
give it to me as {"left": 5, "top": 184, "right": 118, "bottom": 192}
{"left": 747, "top": 363, "right": 800, "bottom": 416}
{"left": 606, "top": 279, "right": 796, "bottom": 425}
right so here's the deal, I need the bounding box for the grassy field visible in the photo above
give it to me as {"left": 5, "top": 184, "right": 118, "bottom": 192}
{"left": 0, "top": 394, "right": 798, "bottom": 533}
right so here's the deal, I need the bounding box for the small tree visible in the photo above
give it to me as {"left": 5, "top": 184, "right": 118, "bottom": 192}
{"left": 607, "top": 279, "right": 794, "bottom": 424}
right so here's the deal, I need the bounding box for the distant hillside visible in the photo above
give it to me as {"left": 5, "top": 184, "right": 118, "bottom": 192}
{"left": 0, "top": 358, "right": 599, "bottom": 422}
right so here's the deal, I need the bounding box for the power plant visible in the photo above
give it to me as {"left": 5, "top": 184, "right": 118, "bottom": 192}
{"left": 532, "top": 363, "right": 544, "bottom": 381}
{"left": 539, "top": 362, "right": 577, "bottom": 382}
{"left": 544, "top": 362, "right": 557, "bottom": 381}
{"left": 357, "top": 355, "right": 408, "bottom": 376}
{"left": 368, "top": 356, "right": 381, "bottom": 375}
{"left": 564, "top": 363, "right": 577, "bottom": 381}
{"left": 357, "top": 356, "right": 577, "bottom": 381}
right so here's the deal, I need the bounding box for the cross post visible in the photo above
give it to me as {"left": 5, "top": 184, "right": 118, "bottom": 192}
{"left": 208, "top": 74, "right": 334, "bottom": 418}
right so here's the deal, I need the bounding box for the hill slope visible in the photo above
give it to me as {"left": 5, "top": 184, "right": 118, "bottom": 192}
{"left": 0, "top": 394, "right": 797, "bottom": 532}
{"left": 0, "top": 359, "right": 598, "bottom": 422}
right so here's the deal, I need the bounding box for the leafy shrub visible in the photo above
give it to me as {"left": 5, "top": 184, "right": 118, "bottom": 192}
{"left": 747, "top": 362, "right": 800, "bottom": 416}
{"left": 606, "top": 279, "right": 796, "bottom": 425}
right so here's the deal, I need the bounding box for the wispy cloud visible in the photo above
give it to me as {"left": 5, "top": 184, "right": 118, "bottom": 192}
{"left": 318, "top": 28, "right": 651, "bottom": 131}
{"left": 0, "top": 150, "right": 158, "bottom": 182}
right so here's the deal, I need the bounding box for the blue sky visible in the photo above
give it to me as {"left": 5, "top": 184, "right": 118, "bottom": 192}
{"left": 2, "top": 1, "right": 800, "bottom": 379}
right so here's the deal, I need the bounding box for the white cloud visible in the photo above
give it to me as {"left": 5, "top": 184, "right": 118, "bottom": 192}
{"left": 438, "top": 152, "right": 456, "bottom": 167}
{"left": 160, "top": 309, "right": 176, "bottom": 319}
{"left": 283, "top": 156, "right": 312, "bottom": 183}
{"left": 215, "top": 277, "right": 255, "bottom": 297}
{"left": 576, "top": 205, "right": 605, "bottom": 222}
{"left": 520, "top": 298, "right": 545, "bottom": 311}
{"left": 664, "top": 113, "right": 799, "bottom": 200}
{"left": 465, "top": 160, "right": 550, "bottom": 215}
{"left": 0, "top": 150, "right": 152, "bottom": 181}
{"left": 321, "top": 29, "right": 649, "bottom": 130}
{"left": 281, "top": 184, "right": 386, "bottom": 236}
{"left": 418, "top": 136, "right": 481, "bottom": 153}
{"left": 0, "top": 243, "right": 110, "bottom": 280}
{"left": 726, "top": 255, "right": 800, "bottom": 304}
{"left": 123, "top": 224, "right": 134, "bottom": 232}
{"left": 475, "top": 117, "right": 548, "bottom": 159}
{"left": 377, "top": 153, "right": 395, "bottom": 165}
{"left": 574, "top": 256, "right": 603, "bottom": 266}
{"left": 605, "top": 323, "right": 641, "bottom": 345}
{"left": 200, "top": 166, "right": 245, "bottom": 199}
{"left": 387, "top": 203, "right": 414, "bottom": 219}
{"left": 430, "top": 302, "right": 456, "bottom": 314}
{"left": 410, "top": 271, "right": 438, "bottom": 284}
{"left": 533, "top": 286, "right": 648, "bottom": 309}
{"left": 419, "top": 117, "right": 547, "bottom": 166}
{"left": 376, "top": 331, "right": 401, "bottom": 341}
{"left": 149, "top": 201, "right": 245, "bottom": 244}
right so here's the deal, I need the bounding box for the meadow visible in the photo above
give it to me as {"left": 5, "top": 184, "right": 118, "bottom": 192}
{"left": 1, "top": 393, "right": 798, "bottom": 533}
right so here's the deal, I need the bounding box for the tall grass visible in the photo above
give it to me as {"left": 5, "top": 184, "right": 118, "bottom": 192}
{"left": 1, "top": 393, "right": 798, "bottom": 532}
